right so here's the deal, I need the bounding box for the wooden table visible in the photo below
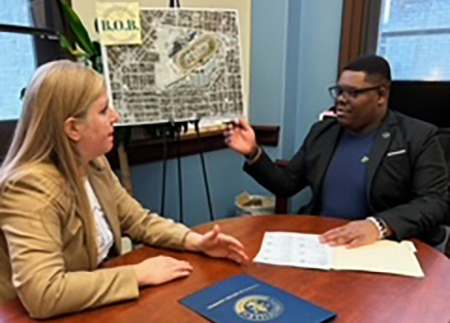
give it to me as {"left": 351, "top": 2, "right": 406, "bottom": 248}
{"left": 1, "top": 215, "right": 450, "bottom": 322}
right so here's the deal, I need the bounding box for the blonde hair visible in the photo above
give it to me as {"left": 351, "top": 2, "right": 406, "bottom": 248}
{"left": 0, "top": 60, "right": 105, "bottom": 217}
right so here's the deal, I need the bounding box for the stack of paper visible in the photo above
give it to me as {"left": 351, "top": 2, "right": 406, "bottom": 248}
{"left": 254, "top": 232, "right": 424, "bottom": 277}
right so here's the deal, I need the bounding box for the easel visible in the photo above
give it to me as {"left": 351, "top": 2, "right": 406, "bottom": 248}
{"left": 159, "top": 0, "right": 214, "bottom": 223}
{"left": 159, "top": 118, "right": 215, "bottom": 223}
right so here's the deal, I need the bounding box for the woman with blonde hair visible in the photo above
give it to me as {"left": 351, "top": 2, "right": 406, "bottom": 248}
{"left": 0, "top": 60, "right": 248, "bottom": 319}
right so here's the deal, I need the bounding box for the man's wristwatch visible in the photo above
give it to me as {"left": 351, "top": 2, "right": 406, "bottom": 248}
{"left": 366, "top": 216, "right": 388, "bottom": 239}
{"left": 245, "top": 146, "right": 261, "bottom": 163}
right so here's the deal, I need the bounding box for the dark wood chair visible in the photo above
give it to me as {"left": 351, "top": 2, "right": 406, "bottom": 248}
{"left": 437, "top": 129, "right": 450, "bottom": 257}
{"left": 274, "top": 159, "right": 289, "bottom": 214}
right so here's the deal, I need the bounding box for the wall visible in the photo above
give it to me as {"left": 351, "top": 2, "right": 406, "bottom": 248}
{"left": 244, "top": 0, "right": 290, "bottom": 199}
{"left": 291, "top": 0, "right": 344, "bottom": 211}
{"left": 73, "top": 0, "right": 343, "bottom": 226}
{"left": 247, "top": 0, "right": 343, "bottom": 212}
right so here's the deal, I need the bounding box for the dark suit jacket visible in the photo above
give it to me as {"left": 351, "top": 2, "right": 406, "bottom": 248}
{"left": 245, "top": 110, "right": 449, "bottom": 245}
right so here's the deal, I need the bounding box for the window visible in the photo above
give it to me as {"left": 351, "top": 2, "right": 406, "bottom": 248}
{"left": 0, "top": 32, "right": 36, "bottom": 120}
{"left": 0, "top": 0, "right": 69, "bottom": 162}
{"left": 0, "top": 0, "right": 68, "bottom": 121}
{"left": 376, "top": 0, "right": 450, "bottom": 80}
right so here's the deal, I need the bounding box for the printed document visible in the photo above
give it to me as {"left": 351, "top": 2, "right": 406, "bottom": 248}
{"left": 254, "top": 232, "right": 424, "bottom": 277}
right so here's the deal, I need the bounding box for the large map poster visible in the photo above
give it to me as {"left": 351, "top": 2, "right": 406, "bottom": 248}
{"left": 101, "top": 8, "right": 245, "bottom": 126}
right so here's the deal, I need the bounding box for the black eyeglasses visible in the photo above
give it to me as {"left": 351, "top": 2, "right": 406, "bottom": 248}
{"left": 328, "top": 85, "right": 384, "bottom": 100}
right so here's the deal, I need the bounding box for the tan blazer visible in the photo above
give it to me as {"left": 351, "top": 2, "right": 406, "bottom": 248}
{"left": 0, "top": 156, "right": 190, "bottom": 318}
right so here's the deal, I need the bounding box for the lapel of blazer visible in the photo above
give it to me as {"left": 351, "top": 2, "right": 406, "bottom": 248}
{"left": 365, "top": 111, "right": 396, "bottom": 204}
{"left": 73, "top": 187, "right": 98, "bottom": 270}
{"left": 314, "top": 124, "right": 342, "bottom": 191}
{"left": 88, "top": 159, "right": 122, "bottom": 254}
{"left": 43, "top": 163, "right": 99, "bottom": 269}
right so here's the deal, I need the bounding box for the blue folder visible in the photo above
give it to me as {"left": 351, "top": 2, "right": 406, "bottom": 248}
{"left": 180, "top": 275, "right": 337, "bottom": 322}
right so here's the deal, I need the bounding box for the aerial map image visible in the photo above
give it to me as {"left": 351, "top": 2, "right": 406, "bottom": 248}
{"left": 102, "top": 8, "right": 245, "bottom": 126}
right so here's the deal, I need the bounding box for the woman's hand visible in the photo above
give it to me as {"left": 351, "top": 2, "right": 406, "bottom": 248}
{"left": 184, "top": 225, "right": 250, "bottom": 264}
{"left": 132, "top": 256, "right": 193, "bottom": 287}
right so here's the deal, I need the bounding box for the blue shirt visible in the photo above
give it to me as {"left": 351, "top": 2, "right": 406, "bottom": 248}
{"left": 321, "top": 130, "right": 377, "bottom": 220}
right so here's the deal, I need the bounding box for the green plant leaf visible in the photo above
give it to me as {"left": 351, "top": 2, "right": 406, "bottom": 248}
{"left": 60, "top": 34, "right": 89, "bottom": 60}
{"left": 59, "top": 34, "right": 75, "bottom": 54}
{"left": 59, "top": 0, "right": 95, "bottom": 56}
{"left": 77, "top": 52, "right": 92, "bottom": 62}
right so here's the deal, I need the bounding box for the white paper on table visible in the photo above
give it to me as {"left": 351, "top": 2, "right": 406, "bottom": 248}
{"left": 254, "top": 232, "right": 424, "bottom": 277}
{"left": 254, "top": 232, "right": 332, "bottom": 270}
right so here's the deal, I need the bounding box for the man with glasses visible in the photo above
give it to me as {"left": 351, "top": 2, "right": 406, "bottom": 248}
{"left": 225, "top": 55, "right": 448, "bottom": 250}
